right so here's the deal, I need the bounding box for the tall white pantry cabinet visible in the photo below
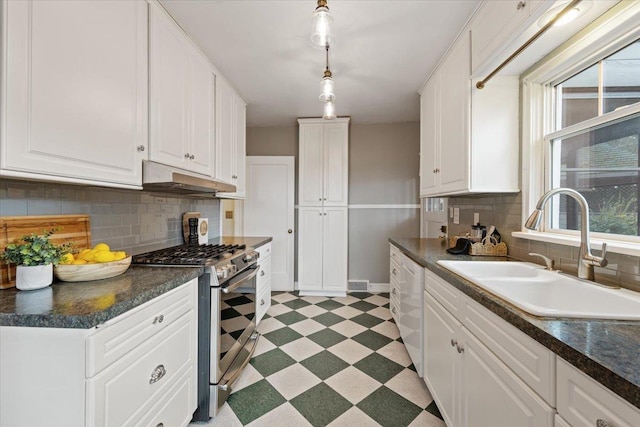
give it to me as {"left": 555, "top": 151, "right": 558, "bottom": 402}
{"left": 297, "top": 118, "right": 349, "bottom": 297}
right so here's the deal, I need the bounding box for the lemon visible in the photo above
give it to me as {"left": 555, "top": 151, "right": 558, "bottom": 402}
{"left": 76, "top": 248, "right": 91, "bottom": 259}
{"left": 71, "top": 259, "right": 87, "bottom": 265}
{"left": 59, "top": 253, "right": 75, "bottom": 264}
{"left": 113, "top": 251, "right": 127, "bottom": 261}
{"left": 80, "top": 249, "right": 97, "bottom": 262}
{"left": 94, "top": 250, "right": 116, "bottom": 263}
{"left": 93, "top": 243, "right": 110, "bottom": 252}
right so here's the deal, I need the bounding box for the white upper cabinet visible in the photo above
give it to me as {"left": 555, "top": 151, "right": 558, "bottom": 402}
{"left": 298, "top": 118, "right": 349, "bottom": 207}
{"left": 470, "top": 0, "right": 545, "bottom": 75}
{"left": 215, "top": 77, "right": 247, "bottom": 198}
{"left": 419, "top": 31, "right": 519, "bottom": 197}
{"left": 1, "top": 0, "right": 147, "bottom": 188}
{"left": 149, "top": 2, "right": 214, "bottom": 176}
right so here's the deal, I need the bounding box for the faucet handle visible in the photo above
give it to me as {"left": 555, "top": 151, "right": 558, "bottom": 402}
{"left": 529, "top": 253, "right": 555, "bottom": 271}
{"left": 597, "top": 243, "right": 608, "bottom": 267}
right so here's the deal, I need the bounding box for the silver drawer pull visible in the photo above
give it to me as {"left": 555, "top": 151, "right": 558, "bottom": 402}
{"left": 260, "top": 299, "right": 265, "bottom": 306}
{"left": 392, "top": 268, "right": 397, "bottom": 275}
{"left": 450, "top": 339, "right": 457, "bottom": 347}
{"left": 392, "top": 288, "right": 398, "bottom": 295}
{"left": 153, "top": 315, "right": 164, "bottom": 324}
{"left": 149, "top": 365, "right": 166, "bottom": 384}
{"left": 260, "top": 270, "right": 265, "bottom": 276}
{"left": 596, "top": 420, "right": 610, "bottom": 427}
{"left": 456, "top": 344, "right": 464, "bottom": 354}
{"left": 392, "top": 307, "right": 397, "bottom": 315}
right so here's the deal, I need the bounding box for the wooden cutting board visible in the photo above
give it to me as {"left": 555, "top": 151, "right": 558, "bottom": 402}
{"left": 0, "top": 215, "right": 91, "bottom": 289}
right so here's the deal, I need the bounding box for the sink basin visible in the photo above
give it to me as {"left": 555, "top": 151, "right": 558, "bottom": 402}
{"left": 437, "top": 260, "right": 640, "bottom": 320}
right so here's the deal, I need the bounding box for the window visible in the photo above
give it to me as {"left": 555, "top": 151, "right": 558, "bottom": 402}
{"left": 547, "top": 40, "right": 640, "bottom": 238}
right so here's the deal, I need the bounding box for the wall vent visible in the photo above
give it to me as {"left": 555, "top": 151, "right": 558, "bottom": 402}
{"left": 348, "top": 280, "right": 369, "bottom": 291}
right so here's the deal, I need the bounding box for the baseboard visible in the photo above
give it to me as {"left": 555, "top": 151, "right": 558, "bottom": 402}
{"left": 368, "top": 282, "right": 390, "bottom": 293}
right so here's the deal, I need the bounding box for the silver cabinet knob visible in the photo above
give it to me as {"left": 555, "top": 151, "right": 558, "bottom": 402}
{"left": 137, "top": 145, "right": 145, "bottom": 152}
{"left": 288, "top": 229, "right": 293, "bottom": 234}
{"left": 153, "top": 315, "right": 164, "bottom": 324}
{"left": 260, "top": 270, "right": 265, "bottom": 276}
{"left": 596, "top": 420, "right": 610, "bottom": 427}
{"left": 451, "top": 339, "right": 457, "bottom": 347}
{"left": 260, "top": 299, "right": 265, "bottom": 306}
{"left": 456, "top": 344, "right": 464, "bottom": 354}
{"left": 184, "top": 153, "right": 190, "bottom": 158}
{"left": 190, "top": 154, "right": 195, "bottom": 160}
{"left": 156, "top": 424, "right": 164, "bottom": 427}
{"left": 392, "top": 268, "right": 397, "bottom": 275}
{"left": 516, "top": 1, "right": 526, "bottom": 10}
{"left": 391, "top": 307, "right": 397, "bottom": 315}
{"left": 318, "top": 198, "right": 322, "bottom": 201}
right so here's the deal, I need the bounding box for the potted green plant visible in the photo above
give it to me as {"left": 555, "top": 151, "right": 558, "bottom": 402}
{"left": 1, "top": 229, "right": 70, "bottom": 290}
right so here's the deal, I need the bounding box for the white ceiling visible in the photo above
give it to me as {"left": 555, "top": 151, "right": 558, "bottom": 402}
{"left": 160, "top": 0, "right": 481, "bottom": 127}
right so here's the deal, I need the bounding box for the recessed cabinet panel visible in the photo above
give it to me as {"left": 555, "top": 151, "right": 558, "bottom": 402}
{"left": 149, "top": 3, "right": 190, "bottom": 170}
{"left": 2, "top": 0, "right": 146, "bottom": 186}
{"left": 215, "top": 78, "right": 235, "bottom": 184}
{"left": 420, "top": 79, "right": 438, "bottom": 196}
{"left": 322, "top": 207, "right": 348, "bottom": 290}
{"left": 298, "top": 124, "right": 325, "bottom": 206}
{"left": 323, "top": 124, "right": 349, "bottom": 206}
{"left": 298, "top": 207, "right": 324, "bottom": 291}
{"left": 188, "top": 52, "right": 214, "bottom": 176}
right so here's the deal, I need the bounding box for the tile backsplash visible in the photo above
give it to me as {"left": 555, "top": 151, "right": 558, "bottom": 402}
{"left": 448, "top": 193, "right": 640, "bottom": 292}
{"left": 0, "top": 179, "right": 220, "bottom": 255}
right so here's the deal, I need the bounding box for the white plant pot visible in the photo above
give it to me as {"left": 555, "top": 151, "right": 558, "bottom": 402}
{"left": 16, "top": 263, "right": 53, "bottom": 291}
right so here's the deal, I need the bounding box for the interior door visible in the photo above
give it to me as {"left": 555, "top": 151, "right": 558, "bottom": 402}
{"left": 244, "top": 156, "right": 295, "bottom": 291}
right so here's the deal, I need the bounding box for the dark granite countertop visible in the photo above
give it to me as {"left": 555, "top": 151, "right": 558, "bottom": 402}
{"left": 0, "top": 236, "right": 272, "bottom": 329}
{"left": 389, "top": 237, "right": 640, "bottom": 410}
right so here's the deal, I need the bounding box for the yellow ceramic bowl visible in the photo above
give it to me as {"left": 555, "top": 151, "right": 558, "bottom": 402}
{"left": 54, "top": 257, "right": 132, "bottom": 282}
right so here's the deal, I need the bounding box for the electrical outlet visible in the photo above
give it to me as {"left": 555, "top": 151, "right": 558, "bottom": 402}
{"left": 453, "top": 208, "right": 460, "bottom": 224}
{"left": 473, "top": 212, "right": 479, "bottom": 224}
{"left": 449, "top": 207, "right": 454, "bottom": 218}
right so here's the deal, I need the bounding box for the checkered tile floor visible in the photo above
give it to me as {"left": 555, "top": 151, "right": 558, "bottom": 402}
{"left": 191, "top": 292, "right": 445, "bottom": 427}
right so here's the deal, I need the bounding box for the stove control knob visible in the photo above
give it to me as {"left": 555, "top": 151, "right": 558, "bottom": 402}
{"left": 244, "top": 251, "right": 259, "bottom": 263}
{"left": 226, "top": 263, "right": 236, "bottom": 275}
{"left": 217, "top": 266, "right": 228, "bottom": 279}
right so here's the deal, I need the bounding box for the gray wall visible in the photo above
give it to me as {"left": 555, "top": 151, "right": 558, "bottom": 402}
{"left": 247, "top": 121, "right": 420, "bottom": 284}
{"left": 448, "top": 193, "right": 640, "bottom": 291}
{"left": 0, "top": 179, "right": 221, "bottom": 256}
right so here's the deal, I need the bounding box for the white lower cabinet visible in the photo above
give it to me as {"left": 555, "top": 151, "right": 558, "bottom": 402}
{"left": 424, "top": 270, "right": 554, "bottom": 427}
{"left": 390, "top": 244, "right": 424, "bottom": 377}
{"left": 0, "top": 279, "right": 198, "bottom": 427}
{"left": 298, "top": 207, "right": 348, "bottom": 296}
{"left": 256, "top": 242, "right": 272, "bottom": 324}
{"left": 557, "top": 358, "right": 640, "bottom": 427}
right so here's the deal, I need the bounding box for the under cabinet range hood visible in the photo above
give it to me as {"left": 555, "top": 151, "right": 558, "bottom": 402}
{"left": 142, "top": 161, "right": 236, "bottom": 195}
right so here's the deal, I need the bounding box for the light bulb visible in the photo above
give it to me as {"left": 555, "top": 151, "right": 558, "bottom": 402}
{"left": 311, "top": 6, "right": 334, "bottom": 48}
{"left": 553, "top": 7, "right": 580, "bottom": 26}
{"left": 319, "top": 76, "right": 335, "bottom": 102}
{"left": 323, "top": 100, "right": 336, "bottom": 120}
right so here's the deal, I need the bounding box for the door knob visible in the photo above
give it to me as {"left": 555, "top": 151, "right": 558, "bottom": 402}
{"left": 288, "top": 229, "right": 293, "bottom": 234}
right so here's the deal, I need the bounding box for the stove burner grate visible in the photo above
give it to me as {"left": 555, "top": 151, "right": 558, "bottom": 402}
{"left": 132, "top": 243, "right": 247, "bottom": 265}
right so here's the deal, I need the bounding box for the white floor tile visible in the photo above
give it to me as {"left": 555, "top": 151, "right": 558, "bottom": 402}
{"left": 368, "top": 306, "right": 392, "bottom": 320}
{"left": 331, "top": 305, "right": 364, "bottom": 319}
{"left": 371, "top": 320, "right": 400, "bottom": 340}
{"left": 328, "top": 339, "right": 374, "bottom": 364}
{"left": 332, "top": 295, "right": 361, "bottom": 306}
{"left": 408, "top": 410, "right": 447, "bottom": 427}
{"left": 376, "top": 340, "right": 412, "bottom": 367}
{"left": 253, "top": 334, "right": 277, "bottom": 357}
{"left": 326, "top": 406, "right": 382, "bottom": 427}
{"left": 385, "top": 368, "right": 433, "bottom": 408}
{"left": 329, "top": 319, "right": 368, "bottom": 338}
{"left": 256, "top": 317, "right": 286, "bottom": 334}
{"left": 230, "top": 363, "right": 263, "bottom": 393}
{"left": 295, "top": 304, "right": 328, "bottom": 318}
{"left": 246, "top": 402, "right": 313, "bottom": 427}
{"left": 280, "top": 337, "right": 324, "bottom": 361}
{"left": 325, "top": 366, "right": 382, "bottom": 404}
{"left": 266, "top": 363, "right": 322, "bottom": 400}
{"left": 300, "top": 295, "right": 329, "bottom": 304}
{"left": 271, "top": 292, "right": 298, "bottom": 303}
{"left": 288, "top": 318, "right": 326, "bottom": 336}
{"left": 364, "top": 294, "right": 389, "bottom": 306}
{"left": 265, "top": 303, "right": 293, "bottom": 317}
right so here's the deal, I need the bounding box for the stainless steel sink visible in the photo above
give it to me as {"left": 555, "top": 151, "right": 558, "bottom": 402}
{"left": 437, "top": 260, "right": 640, "bottom": 320}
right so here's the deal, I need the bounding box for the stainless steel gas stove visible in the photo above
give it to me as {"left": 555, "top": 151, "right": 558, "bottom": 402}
{"left": 132, "top": 243, "right": 261, "bottom": 421}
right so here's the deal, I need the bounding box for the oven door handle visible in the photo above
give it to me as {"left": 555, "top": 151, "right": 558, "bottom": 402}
{"left": 221, "top": 265, "right": 260, "bottom": 294}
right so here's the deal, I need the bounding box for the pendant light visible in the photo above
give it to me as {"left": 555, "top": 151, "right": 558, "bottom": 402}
{"left": 323, "top": 100, "right": 336, "bottom": 120}
{"left": 319, "top": 44, "right": 335, "bottom": 102}
{"left": 311, "top": 0, "right": 334, "bottom": 48}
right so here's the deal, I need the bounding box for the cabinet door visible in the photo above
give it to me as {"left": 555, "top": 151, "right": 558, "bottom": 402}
{"left": 149, "top": 2, "right": 190, "bottom": 171}
{"left": 400, "top": 257, "right": 423, "bottom": 376}
{"left": 460, "top": 327, "right": 554, "bottom": 427}
{"left": 188, "top": 51, "right": 214, "bottom": 176}
{"left": 323, "top": 123, "right": 349, "bottom": 206}
{"left": 3, "top": 0, "right": 147, "bottom": 186}
{"left": 298, "top": 207, "right": 324, "bottom": 291}
{"left": 215, "top": 78, "right": 235, "bottom": 184}
{"left": 231, "top": 95, "right": 247, "bottom": 197}
{"left": 298, "top": 124, "right": 325, "bottom": 206}
{"left": 438, "top": 32, "right": 470, "bottom": 194}
{"left": 419, "top": 78, "right": 438, "bottom": 197}
{"left": 424, "top": 292, "right": 461, "bottom": 427}
{"left": 322, "top": 207, "right": 348, "bottom": 291}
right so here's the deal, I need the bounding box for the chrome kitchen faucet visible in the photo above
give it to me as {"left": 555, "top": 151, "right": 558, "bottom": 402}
{"left": 525, "top": 188, "right": 608, "bottom": 281}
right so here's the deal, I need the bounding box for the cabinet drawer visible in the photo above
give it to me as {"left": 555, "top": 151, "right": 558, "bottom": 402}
{"left": 257, "top": 258, "right": 272, "bottom": 292}
{"left": 87, "top": 311, "right": 195, "bottom": 427}
{"left": 256, "top": 282, "right": 271, "bottom": 324}
{"left": 87, "top": 280, "right": 196, "bottom": 377}
{"left": 557, "top": 358, "right": 640, "bottom": 427}
{"left": 462, "top": 295, "right": 555, "bottom": 406}
{"left": 256, "top": 242, "right": 272, "bottom": 261}
{"left": 134, "top": 369, "right": 195, "bottom": 427}
{"left": 425, "top": 269, "right": 462, "bottom": 318}
{"left": 390, "top": 244, "right": 403, "bottom": 265}
{"left": 390, "top": 294, "right": 400, "bottom": 324}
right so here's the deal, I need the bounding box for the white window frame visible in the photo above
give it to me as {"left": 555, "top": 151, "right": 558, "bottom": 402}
{"left": 514, "top": 1, "right": 640, "bottom": 257}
